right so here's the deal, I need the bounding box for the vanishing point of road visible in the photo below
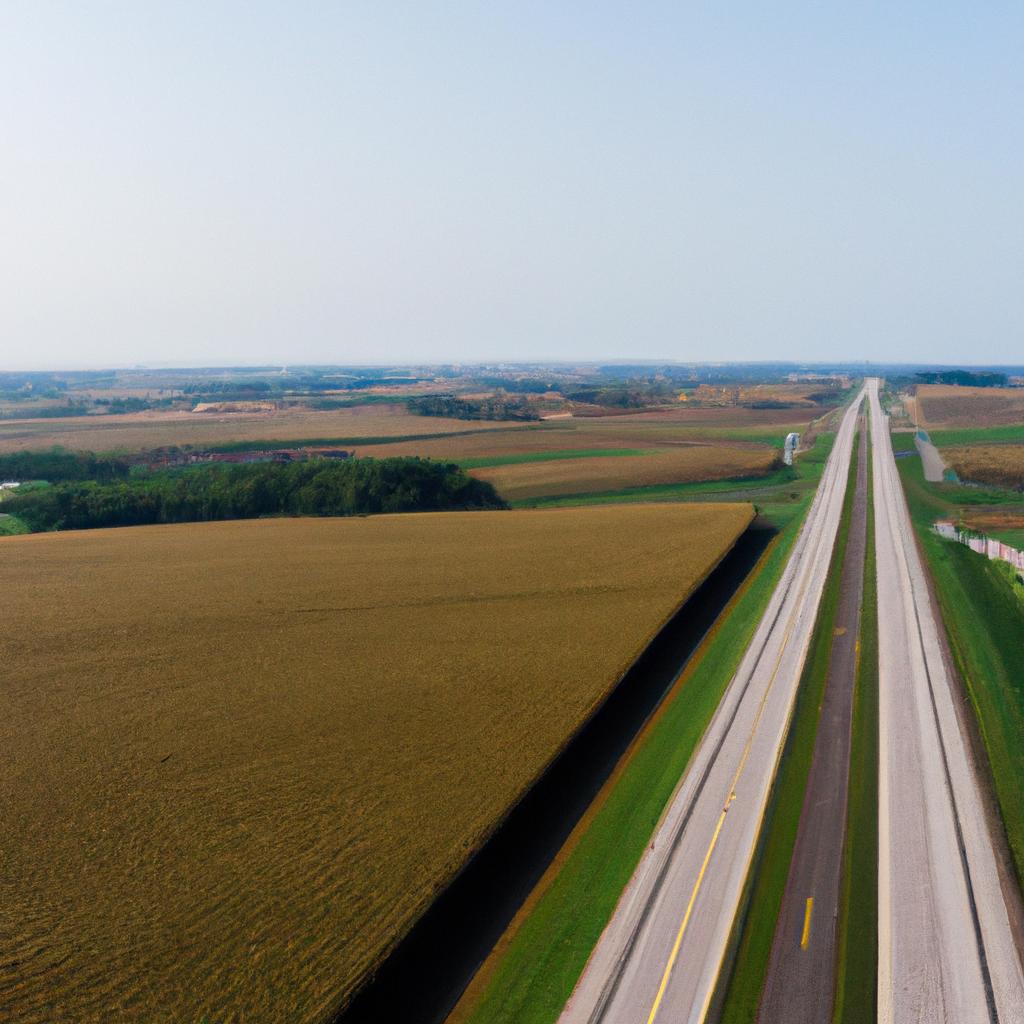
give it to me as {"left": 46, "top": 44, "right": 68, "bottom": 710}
{"left": 558, "top": 380, "right": 1024, "bottom": 1023}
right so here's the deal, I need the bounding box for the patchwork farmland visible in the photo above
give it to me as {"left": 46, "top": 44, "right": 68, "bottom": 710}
{"left": 468, "top": 445, "right": 777, "bottom": 502}
{"left": 1, "top": 504, "right": 753, "bottom": 1024}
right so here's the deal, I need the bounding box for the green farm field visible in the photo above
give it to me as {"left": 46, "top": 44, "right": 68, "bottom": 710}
{"left": 1, "top": 504, "right": 752, "bottom": 1024}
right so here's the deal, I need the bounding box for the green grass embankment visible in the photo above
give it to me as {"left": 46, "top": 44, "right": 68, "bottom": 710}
{"left": 456, "top": 504, "right": 809, "bottom": 1024}
{"left": 897, "top": 453, "right": 1024, "bottom": 888}
{"left": 928, "top": 424, "right": 1024, "bottom": 448}
{"left": 833, "top": 436, "right": 878, "bottom": 1024}
{"left": 718, "top": 431, "right": 859, "bottom": 1023}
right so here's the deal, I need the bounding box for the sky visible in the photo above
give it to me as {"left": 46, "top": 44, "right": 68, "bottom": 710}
{"left": 2, "top": 2, "right": 1023, "bottom": 369}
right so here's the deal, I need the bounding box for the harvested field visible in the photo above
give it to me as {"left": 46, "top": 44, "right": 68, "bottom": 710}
{"left": 0, "top": 403, "right": 516, "bottom": 453}
{"left": 469, "top": 445, "right": 777, "bottom": 501}
{"left": 1, "top": 504, "right": 753, "bottom": 1024}
{"left": 915, "top": 384, "right": 1024, "bottom": 428}
{"left": 353, "top": 412, "right": 807, "bottom": 461}
{"left": 944, "top": 444, "right": 1024, "bottom": 490}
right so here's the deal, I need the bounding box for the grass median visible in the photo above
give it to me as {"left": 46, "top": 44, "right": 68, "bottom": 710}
{"left": 833, "top": 434, "right": 878, "bottom": 1024}
{"left": 717, "top": 430, "right": 860, "bottom": 1023}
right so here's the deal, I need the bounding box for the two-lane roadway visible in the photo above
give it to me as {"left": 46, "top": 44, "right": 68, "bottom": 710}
{"left": 869, "top": 379, "right": 1024, "bottom": 1022}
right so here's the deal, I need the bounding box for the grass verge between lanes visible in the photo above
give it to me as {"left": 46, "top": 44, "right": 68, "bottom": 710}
{"left": 717, "top": 430, "right": 859, "bottom": 1023}
{"left": 833, "top": 434, "right": 878, "bottom": 1024}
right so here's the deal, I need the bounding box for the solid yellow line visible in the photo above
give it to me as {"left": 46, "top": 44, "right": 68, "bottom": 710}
{"left": 645, "top": 806, "right": 729, "bottom": 1024}
{"left": 642, "top": 426, "right": 850, "bottom": 1022}
{"left": 801, "top": 897, "right": 814, "bottom": 949}
{"left": 645, "top": 626, "right": 795, "bottom": 1024}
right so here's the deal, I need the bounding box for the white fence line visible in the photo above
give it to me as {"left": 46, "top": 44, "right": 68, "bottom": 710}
{"left": 934, "top": 521, "right": 1024, "bottom": 571}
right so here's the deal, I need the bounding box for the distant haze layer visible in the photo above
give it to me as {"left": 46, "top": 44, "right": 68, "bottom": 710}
{"left": 2, "top": 4, "right": 1023, "bottom": 367}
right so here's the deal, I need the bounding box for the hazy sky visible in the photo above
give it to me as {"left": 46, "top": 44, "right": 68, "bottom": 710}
{"left": 3, "top": 3, "right": 1023, "bottom": 369}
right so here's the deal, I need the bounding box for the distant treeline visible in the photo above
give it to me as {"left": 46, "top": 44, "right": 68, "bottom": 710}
{"left": 407, "top": 394, "right": 540, "bottom": 421}
{"left": 0, "top": 448, "right": 132, "bottom": 482}
{"left": 564, "top": 385, "right": 668, "bottom": 408}
{"left": 915, "top": 370, "right": 1010, "bottom": 388}
{"left": 4, "top": 458, "right": 506, "bottom": 532}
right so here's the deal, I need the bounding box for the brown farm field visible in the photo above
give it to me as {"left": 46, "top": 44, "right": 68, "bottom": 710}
{"left": 469, "top": 445, "right": 777, "bottom": 501}
{"left": 0, "top": 403, "right": 517, "bottom": 453}
{"left": 914, "top": 384, "right": 1024, "bottom": 428}
{"left": 945, "top": 444, "right": 1024, "bottom": 490}
{"left": 1, "top": 504, "right": 753, "bottom": 1023}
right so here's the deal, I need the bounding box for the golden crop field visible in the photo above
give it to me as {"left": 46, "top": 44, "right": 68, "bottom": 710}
{"left": 469, "top": 445, "right": 777, "bottom": 501}
{"left": 915, "top": 384, "right": 1024, "bottom": 428}
{"left": 1, "top": 504, "right": 753, "bottom": 1024}
{"left": 352, "top": 409, "right": 808, "bottom": 461}
{"left": 945, "top": 444, "right": 1024, "bottom": 490}
{"left": 0, "top": 403, "right": 516, "bottom": 453}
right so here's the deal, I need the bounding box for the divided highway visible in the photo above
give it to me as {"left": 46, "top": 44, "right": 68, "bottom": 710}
{"left": 869, "top": 380, "right": 1024, "bottom": 1022}
{"left": 559, "top": 389, "right": 865, "bottom": 1024}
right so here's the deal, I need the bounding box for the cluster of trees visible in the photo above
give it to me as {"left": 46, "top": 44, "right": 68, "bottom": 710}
{"left": 0, "top": 447, "right": 133, "bottom": 482}
{"left": 914, "top": 370, "right": 1010, "bottom": 388}
{"left": 4, "top": 457, "right": 506, "bottom": 533}
{"left": 564, "top": 384, "right": 673, "bottom": 408}
{"left": 407, "top": 394, "right": 540, "bottom": 421}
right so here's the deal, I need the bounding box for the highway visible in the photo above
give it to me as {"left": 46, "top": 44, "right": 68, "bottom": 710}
{"left": 869, "top": 380, "right": 1024, "bottom": 1022}
{"left": 558, "top": 388, "right": 865, "bottom": 1024}
{"left": 758, "top": 419, "right": 868, "bottom": 1024}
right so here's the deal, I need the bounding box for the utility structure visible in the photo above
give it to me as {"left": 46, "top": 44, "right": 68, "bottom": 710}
{"left": 783, "top": 431, "right": 800, "bottom": 465}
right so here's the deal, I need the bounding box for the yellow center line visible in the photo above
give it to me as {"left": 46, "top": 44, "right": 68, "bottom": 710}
{"left": 645, "top": 621, "right": 796, "bottom": 1024}
{"left": 643, "top": 420, "right": 854, "bottom": 1024}
{"left": 801, "top": 897, "right": 814, "bottom": 949}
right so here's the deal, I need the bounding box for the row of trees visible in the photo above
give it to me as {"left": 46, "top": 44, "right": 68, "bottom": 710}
{"left": 0, "top": 447, "right": 133, "bottom": 482}
{"left": 407, "top": 394, "right": 540, "bottom": 421}
{"left": 5, "top": 457, "right": 506, "bottom": 532}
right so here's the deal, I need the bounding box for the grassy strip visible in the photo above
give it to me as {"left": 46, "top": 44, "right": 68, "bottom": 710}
{"left": 928, "top": 424, "right": 1024, "bottom": 448}
{"left": 457, "top": 516, "right": 807, "bottom": 1024}
{"left": 718, "top": 431, "right": 859, "bottom": 1023}
{"left": 897, "top": 454, "right": 1024, "bottom": 886}
{"left": 0, "top": 514, "right": 29, "bottom": 536}
{"left": 456, "top": 448, "right": 654, "bottom": 470}
{"left": 833, "top": 434, "right": 878, "bottom": 1024}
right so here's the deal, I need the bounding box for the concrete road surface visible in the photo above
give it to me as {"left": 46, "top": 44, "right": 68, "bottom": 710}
{"left": 869, "top": 379, "right": 1024, "bottom": 1022}
{"left": 558, "top": 389, "right": 865, "bottom": 1024}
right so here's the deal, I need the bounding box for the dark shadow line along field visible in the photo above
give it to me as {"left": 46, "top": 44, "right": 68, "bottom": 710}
{"left": 330, "top": 525, "right": 775, "bottom": 1024}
